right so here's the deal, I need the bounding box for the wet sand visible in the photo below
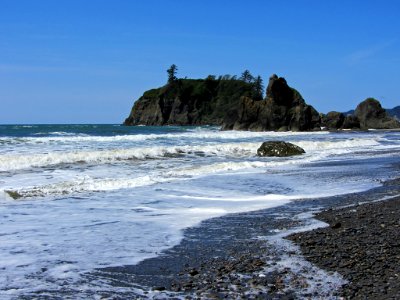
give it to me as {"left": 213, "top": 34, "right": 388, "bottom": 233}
{"left": 90, "top": 178, "right": 400, "bottom": 299}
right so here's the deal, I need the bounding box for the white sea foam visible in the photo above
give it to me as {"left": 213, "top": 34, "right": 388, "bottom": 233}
{"left": 0, "top": 134, "right": 392, "bottom": 200}
{"left": 1, "top": 159, "right": 292, "bottom": 198}
{"left": 296, "top": 138, "right": 380, "bottom": 151}
{"left": 5, "top": 175, "right": 157, "bottom": 198}
{"left": 1, "top": 152, "right": 341, "bottom": 199}
{"left": 262, "top": 210, "right": 347, "bottom": 298}
{"left": 0, "top": 143, "right": 256, "bottom": 171}
{"left": 0, "top": 136, "right": 387, "bottom": 172}
{"left": 0, "top": 190, "right": 13, "bottom": 201}
{"left": 0, "top": 129, "right": 329, "bottom": 145}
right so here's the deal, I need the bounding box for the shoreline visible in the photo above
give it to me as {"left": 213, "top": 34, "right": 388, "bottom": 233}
{"left": 288, "top": 191, "right": 400, "bottom": 298}
{"left": 87, "top": 177, "right": 400, "bottom": 299}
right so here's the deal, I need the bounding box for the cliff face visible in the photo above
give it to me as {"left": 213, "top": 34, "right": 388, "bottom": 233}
{"left": 124, "top": 78, "right": 254, "bottom": 126}
{"left": 221, "top": 75, "right": 321, "bottom": 131}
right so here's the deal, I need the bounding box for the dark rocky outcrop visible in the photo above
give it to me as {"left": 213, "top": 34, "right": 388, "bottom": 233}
{"left": 257, "top": 141, "right": 305, "bottom": 157}
{"left": 341, "top": 115, "right": 360, "bottom": 129}
{"left": 124, "top": 72, "right": 399, "bottom": 131}
{"left": 221, "top": 75, "right": 321, "bottom": 131}
{"left": 124, "top": 78, "right": 254, "bottom": 126}
{"left": 325, "top": 99, "right": 399, "bottom": 130}
{"left": 125, "top": 74, "right": 321, "bottom": 131}
{"left": 321, "top": 111, "right": 345, "bottom": 130}
{"left": 5, "top": 190, "right": 22, "bottom": 200}
{"left": 354, "top": 98, "right": 400, "bottom": 129}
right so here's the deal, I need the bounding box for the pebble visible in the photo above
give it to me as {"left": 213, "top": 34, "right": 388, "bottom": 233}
{"left": 288, "top": 197, "right": 400, "bottom": 298}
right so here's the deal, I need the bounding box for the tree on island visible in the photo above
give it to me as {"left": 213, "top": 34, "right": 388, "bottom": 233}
{"left": 253, "top": 75, "right": 264, "bottom": 100}
{"left": 167, "top": 64, "right": 178, "bottom": 83}
{"left": 240, "top": 70, "right": 254, "bottom": 83}
{"left": 240, "top": 70, "right": 263, "bottom": 99}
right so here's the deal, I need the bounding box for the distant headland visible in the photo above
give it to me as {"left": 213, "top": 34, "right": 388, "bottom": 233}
{"left": 124, "top": 65, "right": 400, "bottom": 131}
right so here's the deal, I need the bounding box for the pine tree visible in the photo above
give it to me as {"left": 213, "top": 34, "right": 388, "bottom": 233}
{"left": 240, "top": 70, "right": 254, "bottom": 83}
{"left": 253, "top": 75, "right": 264, "bottom": 100}
{"left": 167, "top": 64, "right": 178, "bottom": 83}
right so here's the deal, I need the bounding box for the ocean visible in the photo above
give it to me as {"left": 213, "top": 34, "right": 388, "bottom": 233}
{"left": 1, "top": 124, "right": 400, "bottom": 298}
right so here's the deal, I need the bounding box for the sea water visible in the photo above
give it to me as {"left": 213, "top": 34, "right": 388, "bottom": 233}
{"left": 0, "top": 124, "right": 400, "bottom": 297}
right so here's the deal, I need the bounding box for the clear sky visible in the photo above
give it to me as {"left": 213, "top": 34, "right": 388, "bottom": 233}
{"left": 1, "top": 0, "right": 399, "bottom": 124}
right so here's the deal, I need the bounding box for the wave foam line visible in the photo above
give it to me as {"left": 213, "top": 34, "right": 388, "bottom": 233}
{"left": 3, "top": 160, "right": 267, "bottom": 198}
{"left": 1, "top": 151, "right": 338, "bottom": 199}
{"left": 0, "top": 143, "right": 258, "bottom": 171}
{"left": 0, "top": 130, "right": 329, "bottom": 145}
{"left": 0, "top": 137, "right": 383, "bottom": 172}
{"left": 3, "top": 175, "right": 158, "bottom": 199}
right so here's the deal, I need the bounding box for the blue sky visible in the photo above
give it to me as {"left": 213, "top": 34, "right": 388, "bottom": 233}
{"left": 1, "top": 0, "right": 399, "bottom": 124}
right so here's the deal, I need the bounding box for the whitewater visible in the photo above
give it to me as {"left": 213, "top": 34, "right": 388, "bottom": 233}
{"left": 1, "top": 124, "right": 400, "bottom": 298}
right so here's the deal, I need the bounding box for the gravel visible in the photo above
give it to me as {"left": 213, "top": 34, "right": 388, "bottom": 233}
{"left": 288, "top": 196, "right": 400, "bottom": 299}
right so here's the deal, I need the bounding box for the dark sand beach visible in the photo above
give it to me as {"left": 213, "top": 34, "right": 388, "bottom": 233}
{"left": 90, "top": 178, "right": 400, "bottom": 299}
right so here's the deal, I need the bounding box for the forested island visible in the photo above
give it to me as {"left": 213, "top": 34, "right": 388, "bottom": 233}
{"left": 124, "top": 65, "right": 400, "bottom": 131}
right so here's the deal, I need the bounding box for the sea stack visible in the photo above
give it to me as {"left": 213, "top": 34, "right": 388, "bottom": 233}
{"left": 354, "top": 98, "right": 400, "bottom": 130}
{"left": 124, "top": 70, "right": 400, "bottom": 131}
{"left": 221, "top": 74, "right": 321, "bottom": 131}
{"left": 124, "top": 73, "right": 322, "bottom": 132}
{"left": 123, "top": 76, "right": 255, "bottom": 126}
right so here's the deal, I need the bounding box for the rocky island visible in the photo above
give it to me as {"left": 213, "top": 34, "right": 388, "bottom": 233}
{"left": 124, "top": 66, "right": 400, "bottom": 131}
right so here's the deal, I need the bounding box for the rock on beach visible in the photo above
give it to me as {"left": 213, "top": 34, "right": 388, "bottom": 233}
{"left": 257, "top": 141, "right": 305, "bottom": 157}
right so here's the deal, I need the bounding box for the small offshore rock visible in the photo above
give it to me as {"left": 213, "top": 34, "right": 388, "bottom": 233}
{"left": 5, "top": 190, "right": 23, "bottom": 200}
{"left": 257, "top": 141, "right": 305, "bottom": 157}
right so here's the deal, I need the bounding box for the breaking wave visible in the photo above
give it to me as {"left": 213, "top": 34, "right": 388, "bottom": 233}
{"left": 0, "top": 137, "right": 384, "bottom": 172}
{"left": 0, "top": 129, "right": 329, "bottom": 145}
